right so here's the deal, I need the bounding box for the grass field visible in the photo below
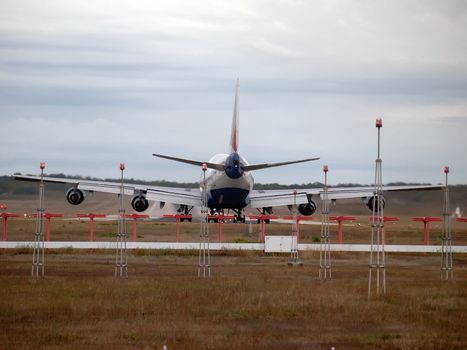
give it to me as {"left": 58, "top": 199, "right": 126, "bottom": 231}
{"left": 1, "top": 213, "right": 467, "bottom": 349}
{"left": 1, "top": 247, "right": 467, "bottom": 349}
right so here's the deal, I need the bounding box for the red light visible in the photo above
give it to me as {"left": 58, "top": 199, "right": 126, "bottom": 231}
{"left": 202, "top": 163, "right": 207, "bottom": 171}
{"left": 323, "top": 165, "right": 328, "bottom": 173}
{"left": 293, "top": 189, "right": 298, "bottom": 195}
{"left": 120, "top": 163, "right": 125, "bottom": 171}
{"left": 444, "top": 166, "right": 449, "bottom": 174}
{"left": 0, "top": 204, "right": 7, "bottom": 211}
{"left": 40, "top": 162, "right": 45, "bottom": 169}
{"left": 376, "top": 118, "right": 383, "bottom": 128}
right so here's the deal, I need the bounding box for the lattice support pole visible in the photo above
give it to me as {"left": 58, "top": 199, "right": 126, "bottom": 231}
{"left": 115, "top": 163, "right": 128, "bottom": 278}
{"left": 31, "top": 162, "right": 46, "bottom": 278}
{"left": 441, "top": 166, "right": 453, "bottom": 280}
{"left": 198, "top": 163, "right": 211, "bottom": 278}
{"left": 319, "top": 165, "right": 332, "bottom": 280}
{"left": 288, "top": 189, "right": 303, "bottom": 266}
{"left": 368, "top": 118, "right": 386, "bottom": 299}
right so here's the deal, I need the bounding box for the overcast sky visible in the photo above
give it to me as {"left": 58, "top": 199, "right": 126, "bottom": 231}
{"left": 1, "top": 0, "right": 466, "bottom": 185}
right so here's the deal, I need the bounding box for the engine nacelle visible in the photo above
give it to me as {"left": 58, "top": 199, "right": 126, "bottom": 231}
{"left": 364, "top": 195, "right": 386, "bottom": 212}
{"left": 66, "top": 188, "right": 85, "bottom": 205}
{"left": 131, "top": 194, "right": 149, "bottom": 212}
{"left": 297, "top": 199, "right": 317, "bottom": 216}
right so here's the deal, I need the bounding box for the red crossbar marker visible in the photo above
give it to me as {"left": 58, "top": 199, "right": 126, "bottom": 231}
{"left": 44, "top": 213, "right": 63, "bottom": 241}
{"left": 282, "top": 215, "right": 314, "bottom": 243}
{"left": 1, "top": 212, "right": 20, "bottom": 241}
{"left": 207, "top": 214, "right": 236, "bottom": 242}
{"left": 163, "top": 214, "right": 192, "bottom": 242}
{"left": 248, "top": 215, "right": 278, "bottom": 242}
{"left": 77, "top": 213, "right": 107, "bottom": 241}
{"left": 329, "top": 216, "right": 356, "bottom": 244}
{"left": 124, "top": 214, "right": 149, "bottom": 241}
{"left": 457, "top": 217, "right": 467, "bottom": 223}
{"left": 412, "top": 217, "right": 442, "bottom": 246}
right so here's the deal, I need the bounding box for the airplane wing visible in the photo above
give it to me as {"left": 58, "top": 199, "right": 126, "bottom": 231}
{"left": 13, "top": 175, "right": 202, "bottom": 207}
{"left": 248, "top": 184, "right": 443, "bottom": 208}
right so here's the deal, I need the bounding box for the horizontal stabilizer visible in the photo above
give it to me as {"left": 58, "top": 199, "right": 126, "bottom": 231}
{"left": 243, "top": 157, "right": 320, "bottom": 172}
{"left": 152, "top": 153, "right": 225, "bottom": 171}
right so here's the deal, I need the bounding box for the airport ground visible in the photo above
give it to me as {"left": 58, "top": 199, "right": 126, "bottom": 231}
{"left": 1, "top": 219, "right": 467, "bottom": 349}
{"left": 1, "top": 188, "right": 467, "bottom": 349}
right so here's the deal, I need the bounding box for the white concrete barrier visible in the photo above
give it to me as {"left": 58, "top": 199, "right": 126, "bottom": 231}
{"left": 1, "top": 241, "right": 467, "bottom": 253}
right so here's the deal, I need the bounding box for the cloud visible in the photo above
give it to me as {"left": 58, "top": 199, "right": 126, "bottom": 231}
{"left": 0, "top": 0, "right": 466, "bottom": 184}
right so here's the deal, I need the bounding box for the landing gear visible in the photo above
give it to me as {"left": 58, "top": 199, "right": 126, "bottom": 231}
{"left": 209, "top": 209, "right": 224, "bottom": 223}
{"left": 232, "top": 208, "right": 245, "bottom": 223}
{"left": 177, "top": 205, "right": 193, "bottom": 222}
{"left": 207, "top": 208, "right": 246, "bottom": 223}
{"left": 233, "top": 214, "right": 245, "bottom": 223}
{"left": 257, "top": 207, "right": 273, "bottom": 224}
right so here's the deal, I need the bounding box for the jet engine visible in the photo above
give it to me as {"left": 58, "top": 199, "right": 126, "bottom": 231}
{"left": 364, "top": 195, "right": 386, "bottom": 212}
{"left": 131, "top": 194, "right": 149, "bottom": 212}
{"left": 66, "top": 188, "right": 86, "bottom": 205}
{"left": 297, "top": 199, "right": 317, "bottom": 216}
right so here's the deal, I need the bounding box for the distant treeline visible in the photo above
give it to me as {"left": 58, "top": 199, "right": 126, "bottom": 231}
{"left": 0, "top": 173, "right": 456, "bottom": 197}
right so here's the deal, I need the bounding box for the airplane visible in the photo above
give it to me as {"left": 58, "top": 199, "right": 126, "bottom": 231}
{"left": 14, "top": 81, "right": 442, "bottom": 223}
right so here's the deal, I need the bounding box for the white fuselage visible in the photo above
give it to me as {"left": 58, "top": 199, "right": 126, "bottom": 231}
{"left": 199, "top": 153, "right": 253, "bottom": 209}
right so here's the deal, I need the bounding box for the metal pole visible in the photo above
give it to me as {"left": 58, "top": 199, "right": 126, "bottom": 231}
{"left": 261, "top": 217, "right": 265, "bottom": 243}
{"left": 90, "top": 217, "right": 94, "bottom": 242}
{"left": 45, "top": 217, "right": 51, "bottom": 241}
{"left": 176, "top": 217, "right": 180, "bottom": 242}
{"left": 32, "top": 162, "right": 46, "bottom": 278}
{"left": 2, "top": 217, "right": 7, "bottom": 241}
{"left": 115, "top": 163, "right": 128, "bottom": 278}
{"left": 337, "top": 220, "right": 343, "bottom": 244}
{"left": 288, "top": 189, "right": 302, "bottom": 266}
{"left": 133, "top": 218, "right": 137, "bottom": 242}
{"left": 441, "top": 166, "right": 453, "bottom": 280}
{"left": 368, "top": 118, "right": 386, "bottom": 299}
{"left": 319, "top": 165, "right": 332, "bottom": 280}
{"left": 218, "top": 216, "right": 222, "bottom": 242}
{"left": 198, "top": 163, "right": 211, "bottom": 277}
{"left": 424, "top": 221, "right": 429, "bottom": 246}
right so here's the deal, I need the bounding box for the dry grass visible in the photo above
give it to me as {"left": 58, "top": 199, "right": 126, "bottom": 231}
{"left": 1, "top": 249, "right": 467, "bottom": 350}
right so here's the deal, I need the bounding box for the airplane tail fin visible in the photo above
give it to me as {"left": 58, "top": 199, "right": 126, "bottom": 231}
{"left": 230, "top": 79, "right": 239, "bottom": 153}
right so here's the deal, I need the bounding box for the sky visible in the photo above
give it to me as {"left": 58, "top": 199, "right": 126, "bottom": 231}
{"left": 0, "top": 0, "right": 466, "bottom": 185}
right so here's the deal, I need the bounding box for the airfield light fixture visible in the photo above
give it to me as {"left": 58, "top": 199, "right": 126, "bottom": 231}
{"left": 120, "top": 163, "right": 125, "bottom": 171}
{"left": 40, "top": 162, "right": 45, "bottom": 170}
{"left": 376, "top": 118, "right": 383, "bottom": 128}
{"left": 444, "top": 166, "right": 449, "bottom": 174}
{"left": 323, "top": 165, "right": 328, "bottom": 173}
{"left": 202, "top": 163, "right": 207, "bottom": 172}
